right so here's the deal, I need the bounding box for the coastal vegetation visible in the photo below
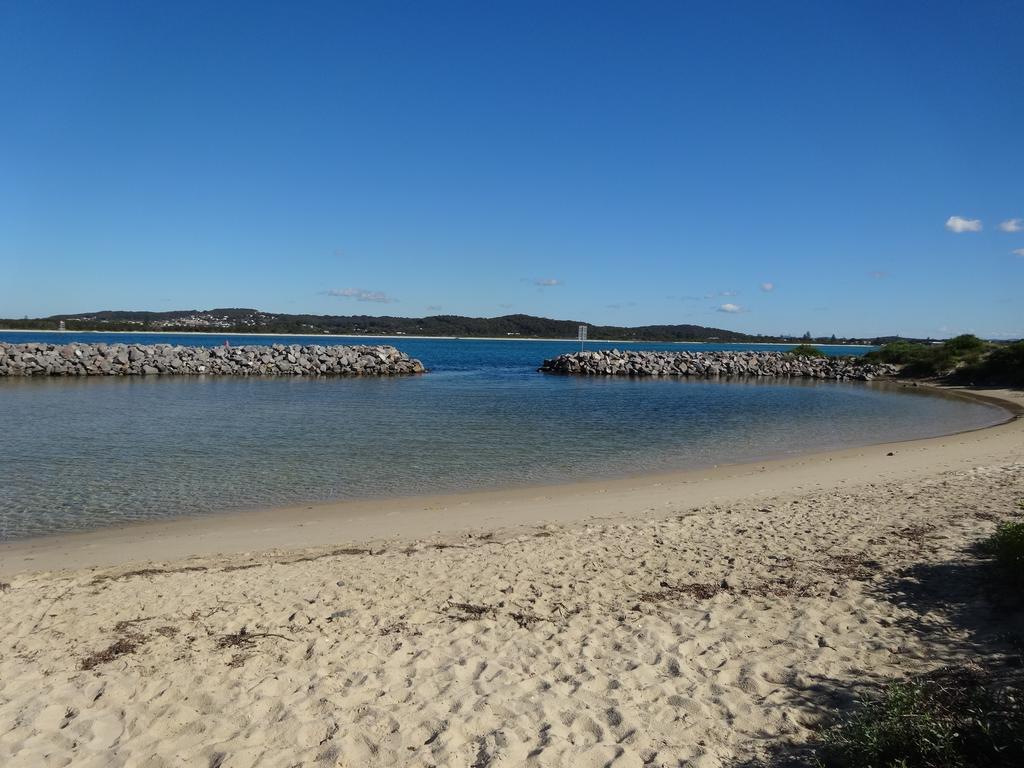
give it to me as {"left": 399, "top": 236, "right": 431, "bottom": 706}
{"left": 864, "top": 335, "right": 1024, "bottom": 385}
{"left": 0, "top": 309, "right": 889, "bottom": 345}
{"left": 786, "top": 344, "right": 827, "bottom": 358}
{"left": 979, "top": 519, "right": 1024, "bottom": 587}
{"left": 814, "top": 664, "right": 1024, "bottom": 768}
{"left": 780, "top": 501, "right": 1024, "bottom": 768}
{"left": 967, "top": 342, "right": 1024, "bottom": 387}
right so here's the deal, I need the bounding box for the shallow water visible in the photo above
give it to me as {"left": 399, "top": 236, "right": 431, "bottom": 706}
{"left": 0, "top": 333, "right": 1006, "bottom": 540}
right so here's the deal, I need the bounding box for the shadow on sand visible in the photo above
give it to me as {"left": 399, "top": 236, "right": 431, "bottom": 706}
{"left": 732, "top": 538, "right": 1024, "bottom": 767}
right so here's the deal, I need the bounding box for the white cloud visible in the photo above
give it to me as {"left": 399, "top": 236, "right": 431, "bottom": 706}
{"left": 324, "top": 288, "right": 397, "bottom": 303}
{"left": 945, "top": 215, "right": 982, "bottom": 233}
{"left": 868, "top": 270, "right": 889, "bottom": 279}
{"left": 717, "top": 303, "right": 742, "bottom": 313}
{"left": 718, "top": 290, "right": 738, "bottom": 297}
{"left": 760, "top": 282, "right": 774, "bottom": 292}
{"left": 1000, "top": 218, "right": 1023, "bottom": 232}
{"left": 533, "top": 278, "right": 562, "bottom": 287}
{"left": 1014, "top": 249, "right": 1024, "bottom": 257}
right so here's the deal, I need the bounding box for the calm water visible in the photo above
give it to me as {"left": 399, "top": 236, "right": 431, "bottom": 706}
{"left": 0, "top": 332, "right": 1007, "bottom": 541}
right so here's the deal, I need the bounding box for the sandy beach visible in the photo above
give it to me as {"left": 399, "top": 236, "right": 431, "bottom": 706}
{"left": 1, "top": 386, "right": 1022, "bottom": 767}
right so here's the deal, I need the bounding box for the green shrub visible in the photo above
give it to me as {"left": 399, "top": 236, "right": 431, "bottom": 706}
{"left": 863, "top": 341, "right": 925, "bottom": 365}
{"left": 864, "top": 335, "right": 1011, "bottom": 379}
{"left": 979, "top": 520, "right": 1024, "bottom": 585}
{"left": 902, "top": 351, "right": 954, "bottom": 378}
{"left": 960, "top": 341, "right": 1024, "bottom": 387}
{"left": 863, "top": 343, "right": 953, "bottom": 377}
{"left": 787, "top": 344, "right": 827, "bottom": 358}
{"left": 943, "top": 334, "right": 987, "bottom": 358}
{"left": 817, "top": 666, "right": 1024, "bottom": 767}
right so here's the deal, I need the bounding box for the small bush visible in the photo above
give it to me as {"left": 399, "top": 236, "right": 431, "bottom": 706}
{"left": 863, "top": 341, "right": 951, "bottom": 376}
{"left": 960, "top": 341, "right": 1024, "bottom": 387}
{"left": 979, "top": 520, "right": 1024, "bottom": 585}
{"left": 943, "top": 334, "right": 987, "bottom": 359}
{"left": 864, "top": 335, "right": 1014, "bottom": 380}
{"left": 816, "top": 665, "right": 1024, "bottom": 768}
{"left": 787, "top": 344, "right": 827, "bottom": 358}
{"left": 863, "top": 341, "right": 931, "bottom": 365}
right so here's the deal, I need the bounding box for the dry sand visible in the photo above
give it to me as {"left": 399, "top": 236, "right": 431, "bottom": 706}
{"left": 1, "top": 386, "right": 1022, "bottom": 767}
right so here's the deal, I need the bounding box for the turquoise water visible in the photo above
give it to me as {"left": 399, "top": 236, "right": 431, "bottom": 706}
{"left": 0, "top": 332, "right": 1006, "bottom": 541}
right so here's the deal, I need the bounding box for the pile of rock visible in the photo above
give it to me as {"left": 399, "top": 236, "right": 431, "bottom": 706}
{"left": 0, "top": 342, "right": 426, "bottom": 377}
{"left": 539, "top": 349, "right": 897, "bottom": 381}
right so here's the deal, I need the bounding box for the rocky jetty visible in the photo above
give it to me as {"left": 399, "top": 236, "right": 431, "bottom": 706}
{"left": 539, "top": 350, "right": 897, "bottom": 381}
{"left": 0, "top": 342, "right": 426, "bottom": 377}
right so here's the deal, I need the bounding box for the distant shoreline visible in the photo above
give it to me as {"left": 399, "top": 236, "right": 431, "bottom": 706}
{"left": 0, "top": 328, "right": 878, "bottom": 347}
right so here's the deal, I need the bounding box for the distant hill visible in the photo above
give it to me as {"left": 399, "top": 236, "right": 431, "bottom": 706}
{"left": 0, "top": 308, "right": 883, "bottom": 344}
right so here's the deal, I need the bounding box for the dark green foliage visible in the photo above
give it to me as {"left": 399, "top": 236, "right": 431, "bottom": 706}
{"left": 863, "top": 335, "right": 1024, "bottom": 383}
{"left": 863, "top": 341, "right": 933, "bottom": 364}
{"left": 943, "top": 334, "right": 987, "bottom": 358}
{"left": 0, "top": 310, "right": 855, "bottom": 344}
{"left": 863, "top": 341, "right": 954, "bottom": 376}
{"left": 787, "top": 344, "right": 827, "bottom": 358}
{"left": 979, "top": 520, "right": 1024, "bottom": 586}
{"left": 817, "top": 665, "right": 1024, "bottom": 768}
{"left": 960, "top": 341, "right": 1024, "bottom": 387}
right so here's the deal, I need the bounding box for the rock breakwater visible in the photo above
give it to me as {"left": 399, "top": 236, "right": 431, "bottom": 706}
{"left": 539, "top": 350, "right": 897, "bottom": 380}
{"left": 0, "top": 342, "right": 426, "bottom": 377}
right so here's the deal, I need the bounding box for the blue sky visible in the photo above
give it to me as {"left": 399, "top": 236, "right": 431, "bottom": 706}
{"left": 2, "top": 1, "right": 1021, "bottom": 338}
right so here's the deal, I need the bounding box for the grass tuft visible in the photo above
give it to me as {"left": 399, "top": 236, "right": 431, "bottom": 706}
{"left": 816, "top": 664, "right": 1024, "bottom": 768}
